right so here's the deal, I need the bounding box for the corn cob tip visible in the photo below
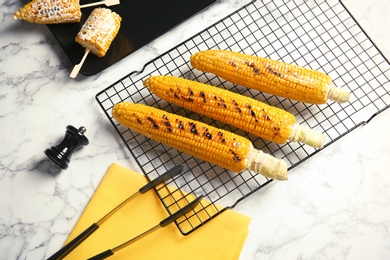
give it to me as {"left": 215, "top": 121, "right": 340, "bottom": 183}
{"left": 328, "top": 84, "right": 350, "bottom": 103}
{"left": 289, "top": 124, "right": 325, "bottom": 149}
{"left": 246, "top": 148, "right": 288, "bottom": 180}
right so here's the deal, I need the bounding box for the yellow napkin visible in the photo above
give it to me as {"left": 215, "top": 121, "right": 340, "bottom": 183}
{"left": 64, "top": 163, "right": 251, "bottom": 260}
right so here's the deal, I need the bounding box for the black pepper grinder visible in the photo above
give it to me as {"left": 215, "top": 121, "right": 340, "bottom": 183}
{"left": 45, "top": 125, "right": 89, "bottom": 170}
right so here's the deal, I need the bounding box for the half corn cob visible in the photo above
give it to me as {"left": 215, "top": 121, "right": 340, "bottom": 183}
{"left": 190, "top": 50, "right": 350, "bottom": 104}
{"left": 75, "top": 8, "right": 121, "bottom": 57}
{"left": 144, "top": 75, "right": 325, "bottom": 149}
{"left": 112, "top": 102, "right": 288, "bottom": 180}
{"left": 13, "top": 0, "right": 81, "bottom": 24}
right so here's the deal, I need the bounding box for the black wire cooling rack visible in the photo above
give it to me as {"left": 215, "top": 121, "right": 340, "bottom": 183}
{"left": 96, "top": 0, "right": 390, "bottom": 235}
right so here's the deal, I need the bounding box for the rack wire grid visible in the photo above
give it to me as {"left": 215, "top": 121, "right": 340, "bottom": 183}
{"left": 96, "top": 0, "right": 390, "bottom": 235}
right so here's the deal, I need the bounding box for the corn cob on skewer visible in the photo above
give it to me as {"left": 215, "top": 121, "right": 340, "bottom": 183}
{"left": 190, "top": 50, "right": 350, "bottom": 104}
{"left": 13, "top": 0, "right": 81, "bottom": 24}
{"left": 112, "top": 102, "right": 288, "bottom": 180}
{"left": 75, "top": 8, "right": 122, "bottom": 58}
{"left": 144, "top": 75, "right": 325, "bottom": 149}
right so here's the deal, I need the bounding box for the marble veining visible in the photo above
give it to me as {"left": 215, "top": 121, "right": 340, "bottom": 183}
{"left": 0, "top": 0, "right": 389, "bottom": 259}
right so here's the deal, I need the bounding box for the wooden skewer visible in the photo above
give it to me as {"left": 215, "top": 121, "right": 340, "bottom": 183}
{"left": 80, "top": 0, "right": 120, "bottom": 9}
{"left": 70, "top": 49, "right": 90, "bottom": 78}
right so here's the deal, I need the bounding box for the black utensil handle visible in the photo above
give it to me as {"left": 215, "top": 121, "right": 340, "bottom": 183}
{"left": 139, "top": 164, "right": 184, "bottom": 194}
{"left": 46, "top": 223, "right": 99, "bottom": 260}
{"left": 160, "top": 195, "right": 203, "bottom": 227}
{"left": 87, "top": 195, "right": 204, "bottom": 259}
{"left": 87, "top": 249, "right": 114, "bottom": 260}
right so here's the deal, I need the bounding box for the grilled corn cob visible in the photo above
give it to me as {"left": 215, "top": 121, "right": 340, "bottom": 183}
{"left": 75, "top": 8, "right": 121, "bottom": 57}
{"left": 13, "top": 0, "right": 81, "bottom": 24}
{"left": 144, "top": 75, "right": 325, "bottom": 149}
{"left": 190, "top": 50, "right": 350, "bottom": 104}
{"left": 112, "top": 102, "right": 288, "bottom": 180}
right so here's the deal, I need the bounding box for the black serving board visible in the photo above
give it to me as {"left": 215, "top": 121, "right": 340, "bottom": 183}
{"left": 47, "top": 0, "right": 217, "bottom": 76}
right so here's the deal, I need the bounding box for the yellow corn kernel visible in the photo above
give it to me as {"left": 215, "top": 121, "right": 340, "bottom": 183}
{"left": 112, "top": 102, "right": 288, "bottom": 180}
{"left": 190, "top": 50, "right": 350, "bottom": 104}
{"left": 75, "top": 8, "right": 122, "bottom": 57}
{"left": 144, "top": 75, "right": 325, "bottom": 149}
{"left": 13, "top": 0, "right": 81, "bottom": 24}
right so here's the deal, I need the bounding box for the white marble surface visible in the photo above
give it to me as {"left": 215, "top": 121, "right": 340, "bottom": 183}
{"left": 0, "top": 0, "right": 389, "bottom": 259}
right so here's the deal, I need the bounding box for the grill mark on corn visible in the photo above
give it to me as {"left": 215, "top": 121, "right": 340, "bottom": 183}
{"left": 204, "top": 133, "right": 213, "bottom": 139}
{"left": 182, "top": 96, "right": 193, "bottom": 102}
{"left": 188, "top": 122, "right": 198, "bottom": 135}
{"left": 147, "top": 116, "right": 159, "bottom": 129}
{"left": 228, "top": 60, "right": 237, "bottom": 68}
{"left": 244, "top": 61, "right": 261, "bottom": 75}
{"left": 245, "top": 103, "right": 256, "bottom": 117}
{"left": 200, "top": 91, "right": 207, "bottom": 102}
{"left": 203, "top": 128, "right": 213, "bottom": 139}
{"left": 177, "top": 119, "right": 184, "bottom": 130}
{"left": 230, "top": 149, "right": 242, "bottom": 162}
{"left": 231, "top": 99, "right": 242, "bottom": 114}
{"left": 175, "top": 117, "right": 229, "bottom": 143}
{"left": 273, "top": 126, "right": 281, "bottom": 139}
{"left": 170, "top": 86, "right": 181, "bottom": 99}
{"left": 287, "top": 69, "right": 298, "bottom": 78}
{"left": 160, "top": 113, "right": 239, "bottom": 145}
{"left": 218, "top": 131, "right": 226, "bottom": 143}
{"left": 246, "top": 61, "right": 280, "bottom": 77}
{"left": 266, "top": 65, "right": 282, "bottom": 77}
{"left": 170, "top": 87, "right": 180, "bottom": 99}
{"left": 162, "top": 115, "right": 172, "bottom": 132}
{"left": 214, "top": 96, "right": 227, "bottom": 108}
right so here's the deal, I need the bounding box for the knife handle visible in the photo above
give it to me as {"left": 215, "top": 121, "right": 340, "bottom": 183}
{"left": 46, "top": 223, "right": 99, "bottom": 260}
{"left": 87, "top": 249, "right": 114, "bottom": 260}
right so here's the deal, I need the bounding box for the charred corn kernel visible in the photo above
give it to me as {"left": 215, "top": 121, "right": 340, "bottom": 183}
{"left": 75, "top": 8, "right": 121, "bottom": 58}
{"left": 190, "top": 50, "right": 350, "bottom": 104}
{"left": 13, "top": 0, "right": 81, "bottom": 24}
{"left": 144, "top": 75, "right": 325, "bottom": 149}
{"left": 112, "top": 102, "right": 288, "bottom": 180}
